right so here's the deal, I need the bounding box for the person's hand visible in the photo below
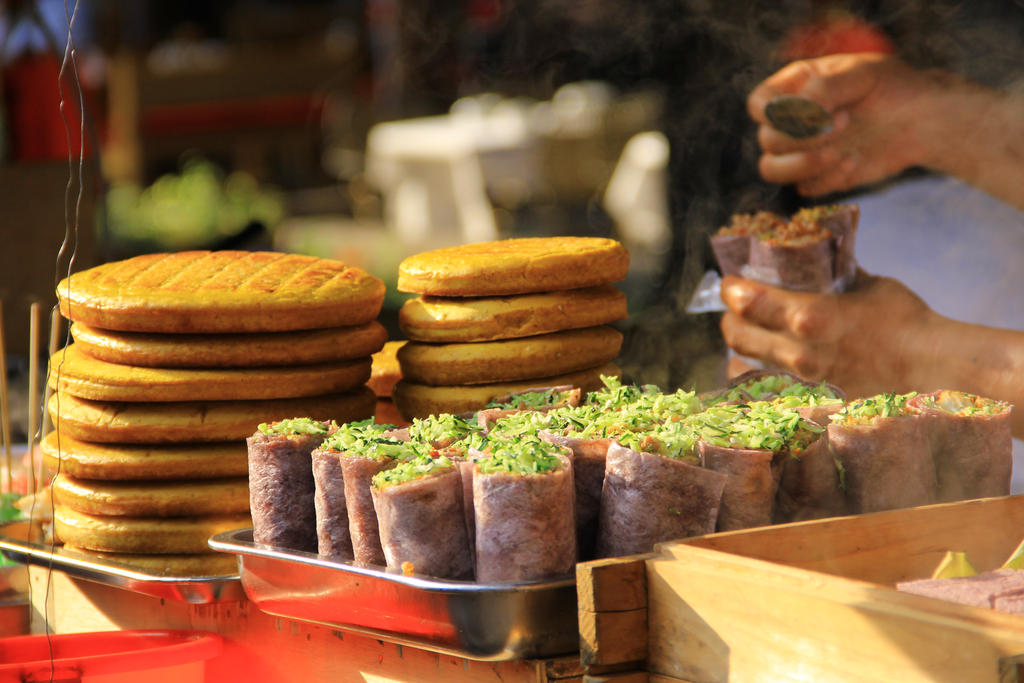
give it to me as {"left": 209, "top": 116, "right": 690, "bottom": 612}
{"left": 748, "top": 53, "right": 947, "bottom": 197}
{"left": 719, "top": 272, "right": 936, "bottom": 398}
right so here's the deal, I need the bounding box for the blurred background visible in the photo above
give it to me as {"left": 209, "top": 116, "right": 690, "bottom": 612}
{"left": 1, "top": 0, "right": 1023, "bottom": 445}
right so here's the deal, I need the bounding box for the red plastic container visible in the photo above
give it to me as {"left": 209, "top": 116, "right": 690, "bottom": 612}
{"left": 0, "top": 629, "right": 222, "bottom": 683}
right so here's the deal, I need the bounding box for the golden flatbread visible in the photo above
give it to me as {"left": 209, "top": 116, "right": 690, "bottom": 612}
{"left": 54, "top": 505, "right": 250, "bottom": 554}
{"left": 57, "top": 250, "right": 386, "bottom": 333}
{"left": 49, "top": 344, "right": 371, "bottom": 402}
{"left": 52, "top": 474, "right": 250, "bottom": 517}
{"left": 70, "top": 320, "right": 387, "bottom": 368}
{"left": 368, "top": 340, "right": 405, "bottom": 397}
{"left": 49, "top": 387, "right": 376, "bottom": 444}
{"left": 59, "top": 544, "right": 237, "bottom": 577}
{"left": 399, "top": 285, "right": 627, "bottom": 342}
{"left": 392, "top": 362, "right": 620, "bottom": 419}
{"left": 397, "top": 326, "right": 622, "bottom": 386}
{"left": 397, "top": 237, "right": 629, "bottom": 296}
{"left": 41, "top": 431, "right": 247, "bottom": 480}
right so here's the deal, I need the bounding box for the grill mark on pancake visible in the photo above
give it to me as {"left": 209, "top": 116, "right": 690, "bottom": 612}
{"left": 111, "top": 253, "right": 171, "bottom": 292}
{"left": 235, "top": 252, "right": 299, "bottom": 294}
{"left": 174, "top": 252, "right": 240, "bottom": 292}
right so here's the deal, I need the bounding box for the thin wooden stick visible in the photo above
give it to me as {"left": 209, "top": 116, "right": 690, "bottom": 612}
{"left": 0, "top": 300, "right": 10, "bottom": 494}
{"left": 40, "top": 306, "right": 61, "bottom": 440}
{"left": 27, "top": 302, "right": 41, "bottom": 493}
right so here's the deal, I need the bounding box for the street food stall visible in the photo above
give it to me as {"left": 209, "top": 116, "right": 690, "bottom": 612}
{"left": 2, "top": 3, "right": 1024, "bottom": 683}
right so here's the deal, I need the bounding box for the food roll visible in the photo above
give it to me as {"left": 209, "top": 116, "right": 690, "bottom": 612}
{"left": 328, "top": 420, "right": 424, "bottom": 566}
{"left": 746, "top": 230, "right": 834, "bottom": 292}
{"left": 246, "top": 418, "right": 335, "bottom": 552}
{"left": 773, "top": 429, "right": 846, "bottom": 523}
{"left": 406, "top": 412, "right": 483, "bottom": 448}
{"left": 828, "top": 393, "right": 937, "bottom": 513}
{"left": 370, "top": 454, "right": 473, "bottom": 579}
{"left": 693, "top": 402, "right": 810, "bottom": 531}
{"left": 701, "top": 369, "right": 845, "bottom": 415}
{"left": 710, "top": 211, "right": 785, "bottom": 277}
{"left": 473, "top": 437, "right": 576, "bottom": 583}
{"left": 540, "top": 431, "right": 615, "bottom": 560}
{"left": 596, "top": 430, "right": 726, "bottom": 558}
{"left": 792, "top": 204, "right": 860, "bottom": 288}
{"left": 310, "top": 446, "right": 353, "bottom": 559}
{"left": 475, "top": 385, "right": 581, "bottom": 431}
{"left": 907, "top": 390, "right": 1012, "bottom": 502}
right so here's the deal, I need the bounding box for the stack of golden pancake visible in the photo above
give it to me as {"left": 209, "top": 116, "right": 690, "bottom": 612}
{"left": 392, "top": 237, "right": 629, "bottom": 418}
{"left": 46, "top": 250, "right": 386, "bottom": 574}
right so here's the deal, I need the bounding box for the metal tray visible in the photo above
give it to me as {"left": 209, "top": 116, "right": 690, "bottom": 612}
{"left": 208, "top": 527, "right": 580, "bottom": 661}
{"left": 0, "top": 520, "right": 243, "bottom": 604}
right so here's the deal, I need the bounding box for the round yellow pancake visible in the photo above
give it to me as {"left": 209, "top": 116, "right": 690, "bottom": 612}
{"left": 54, "top": 507, "right": 251, "bottom": 557}
{"left": 397, "top": 237, "right": 629, "bottom": 296}
{"left": 52, "top": 474, "right": 250, "bottom": 517}
{"left": 49, "top": 344, "right": 372, "bottom": 402}
{"left": 399, "top": 284, "right": 627, "bottom": 342}
{"left": 49, "top": 387, "right": 376, "bottom": 444}
{"left": 70, "top": 320, "right": 387, "bottom": 368}
{"left": 57, "top": 250, "right": 385, "bottom": 333}
{"left": 392, "top": 362, "right": 620, "bottom": 419}
{"left": 60, "top": 544, "right": 237, "bottom": 576}
{"left": 397, "top": 326, "right": 622, "bottom": 386}
{"left": 41, "top": 431, "right": 248, "bottom": 480}
{"left": 54, "top": 505, "right": 251, "bottom": 554}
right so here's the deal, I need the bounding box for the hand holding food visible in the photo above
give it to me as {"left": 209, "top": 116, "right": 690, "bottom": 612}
{"left": 749, "top": 53, "right": 1024, "bottom": 210}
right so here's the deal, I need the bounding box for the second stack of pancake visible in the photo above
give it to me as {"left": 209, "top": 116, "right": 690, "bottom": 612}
{"left": 45, "top": 250, "right": 386, "bottom": 574}
{"left": 393, "top": 237, "right": 630, "bottom": 419}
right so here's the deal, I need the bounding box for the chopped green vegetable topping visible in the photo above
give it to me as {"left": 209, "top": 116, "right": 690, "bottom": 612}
{"left": 257, "top": 417, "right": 336, "bottom": 437}
{"left": 916, "top": 391, "right": 1008, "bottom": 417}
{"left": 484, "top": 389, "right": 576, "bottom": 410}
{"left": 475, "top": 436, "right": 566, "bottom": 475}
{"left": 321, "top": 419, "right": 425, "bottom": 460}
{"left": 831, "top": 392, "right": 918, "bottom": 425}
{"left": 407, "top": 413, "right": 481, "bottom": 445}
{"left": 371, "top": 454, "right": 455, "bottom": 488}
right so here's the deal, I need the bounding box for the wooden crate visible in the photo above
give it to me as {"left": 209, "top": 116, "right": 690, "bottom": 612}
{"left": 577, "top": 495, "right": 1024, "bottom": 683}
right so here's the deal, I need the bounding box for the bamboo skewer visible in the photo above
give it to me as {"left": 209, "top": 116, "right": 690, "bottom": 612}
{"left": 27, "top": 302, "right": 41, "bottom": 493}
{"left": 0, "top": 300, "right": 10, "bottom": 494}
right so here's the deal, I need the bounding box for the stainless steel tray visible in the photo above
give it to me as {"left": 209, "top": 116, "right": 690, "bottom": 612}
{"left": 0, "top": 520, "right": 243, "bottom": 604}
{"left": 209, "top": 527, "right": 579, "bottom": 661}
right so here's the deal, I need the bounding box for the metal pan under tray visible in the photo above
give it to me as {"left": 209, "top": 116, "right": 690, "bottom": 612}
{"left": 208, "top": 527, "right": 579, "bottom": 661}
{"left": 0, "top": 520, "right": 243, "bottom": 604}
